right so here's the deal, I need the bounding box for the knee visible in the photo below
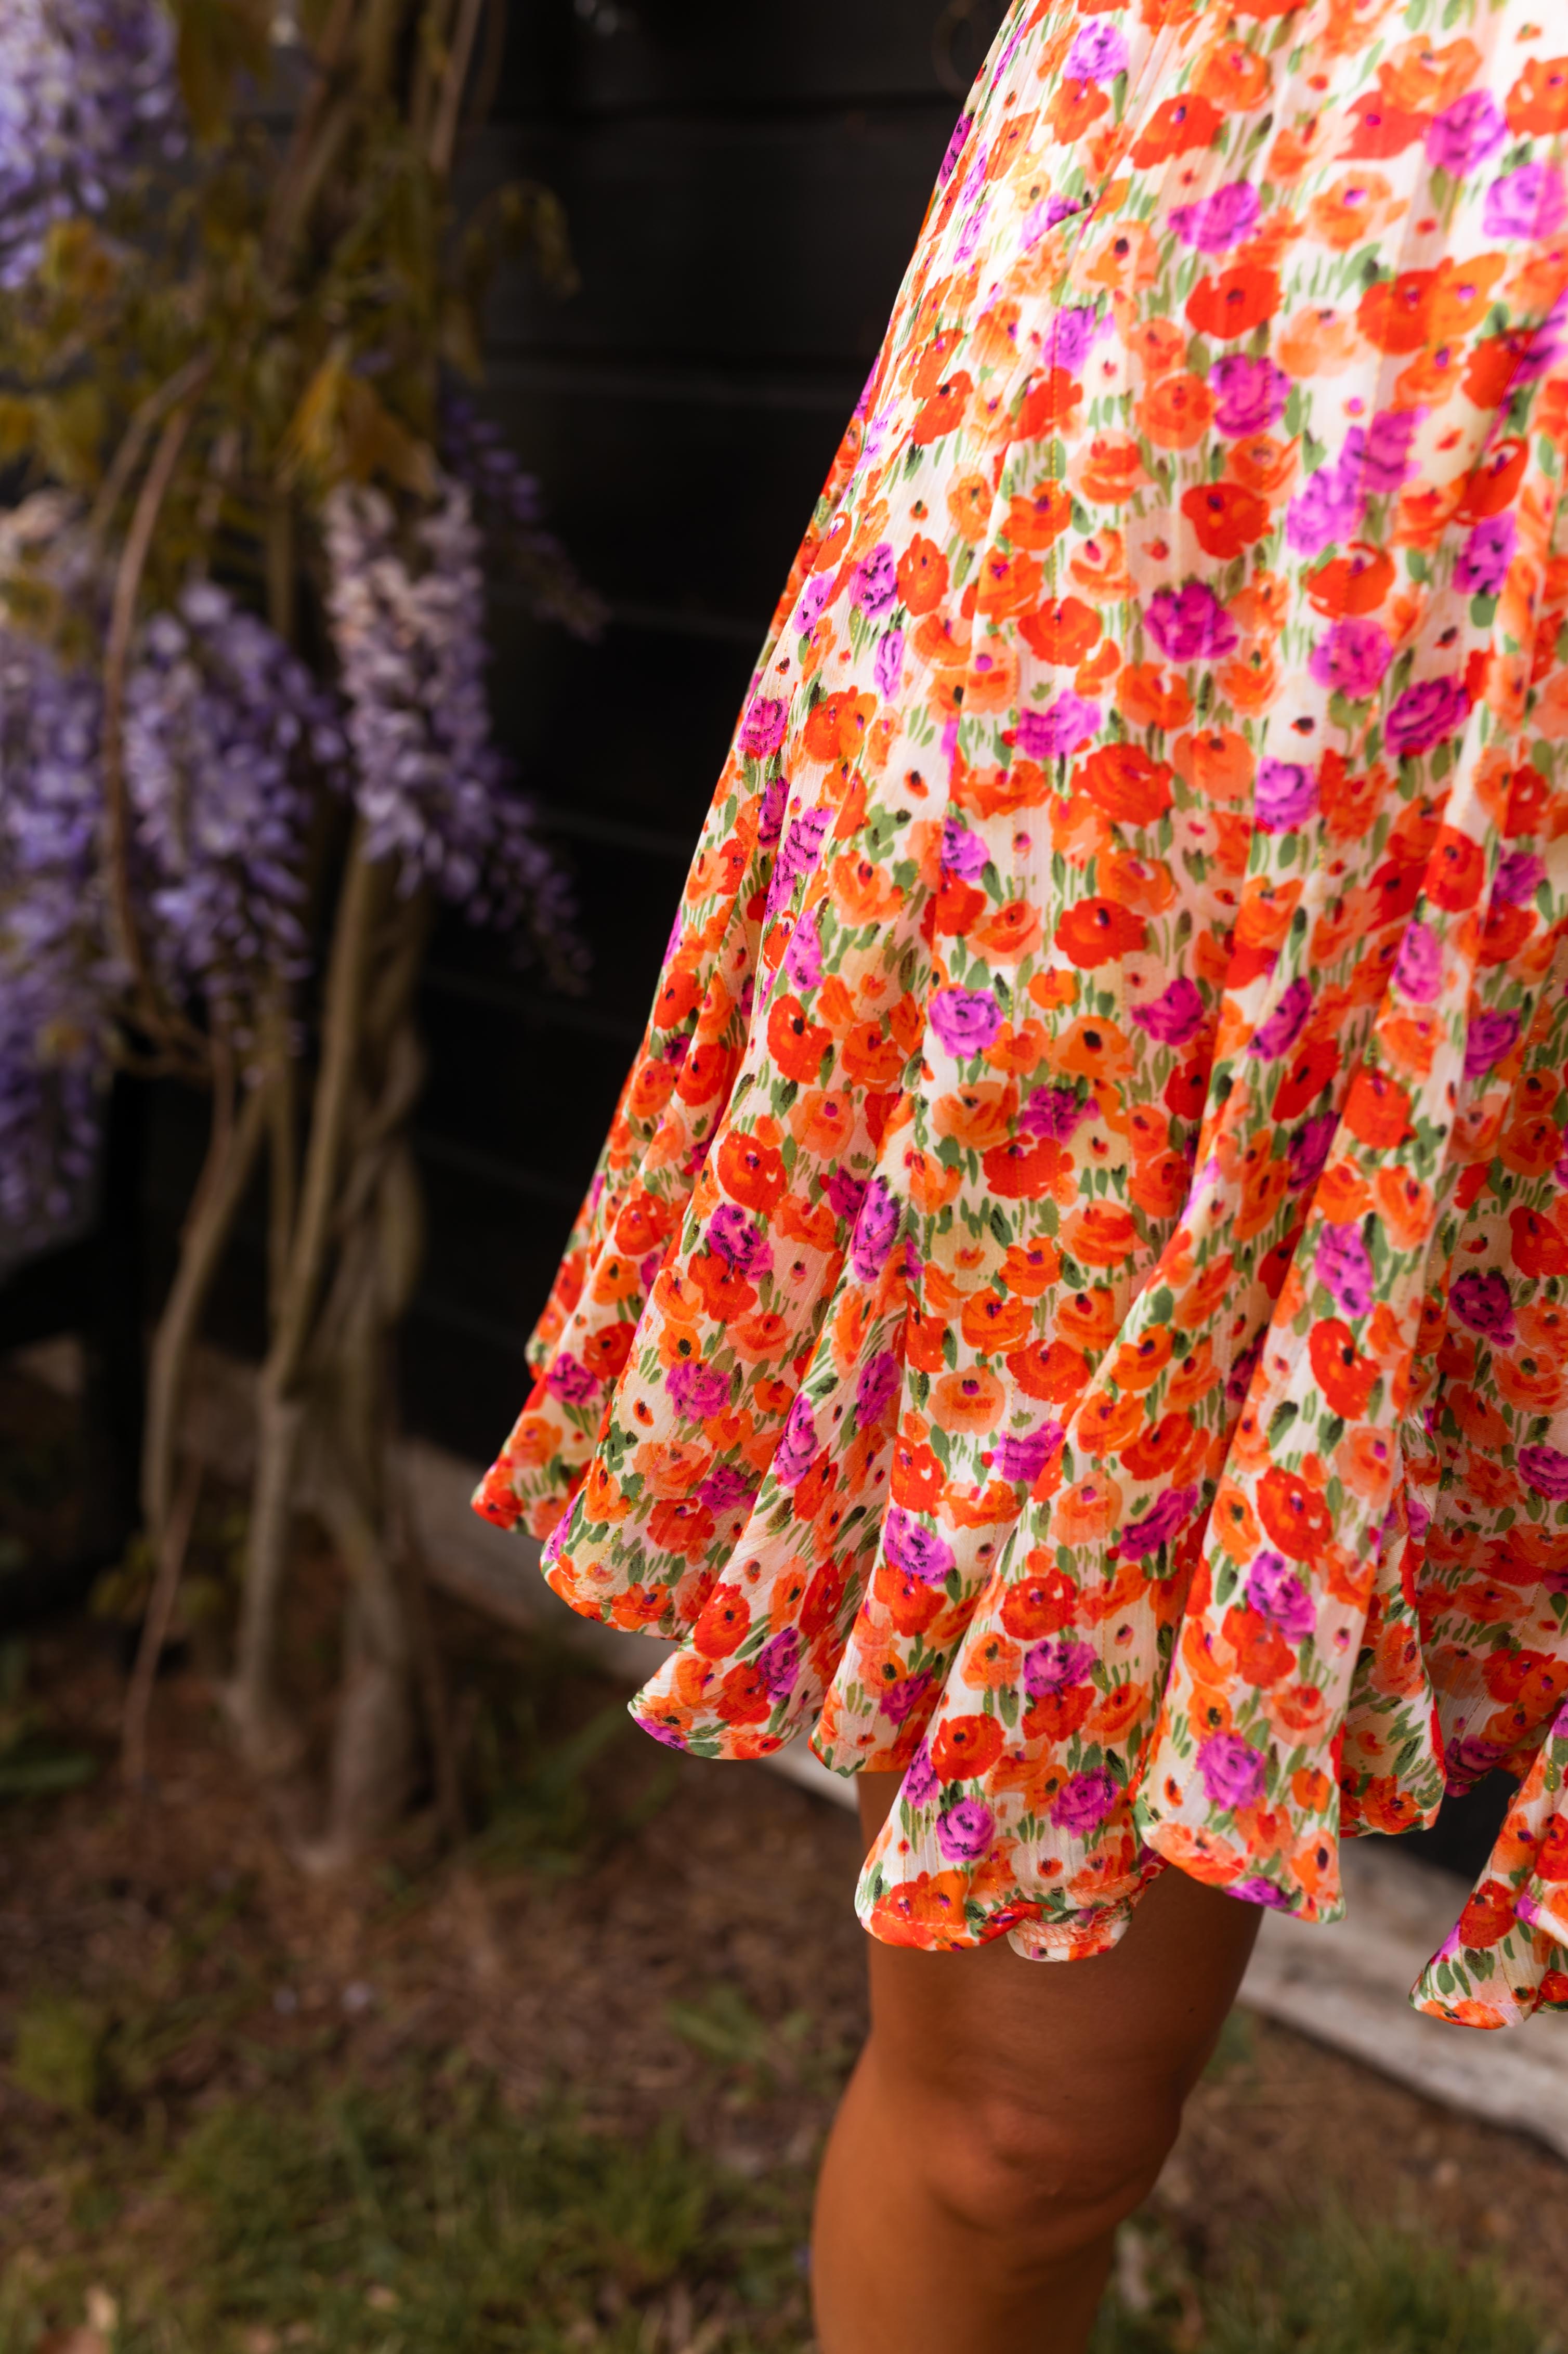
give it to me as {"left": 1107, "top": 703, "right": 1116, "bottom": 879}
{"left": 905, "top": 2077, "right": 1182, "bottom": 2255}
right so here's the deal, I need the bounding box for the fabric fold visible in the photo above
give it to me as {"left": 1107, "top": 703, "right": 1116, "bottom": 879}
{"left": 476, "top": 0, "right": 1568, "bottom": 2023}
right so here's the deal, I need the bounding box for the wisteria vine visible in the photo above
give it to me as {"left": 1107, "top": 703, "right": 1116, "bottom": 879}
{"left": 0, "top": 0, "right": 180, "bottom": 290}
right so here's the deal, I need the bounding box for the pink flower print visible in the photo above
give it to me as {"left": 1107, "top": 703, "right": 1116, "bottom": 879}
{"left": 937, "top": 1797, "right": 997, "bottom": 1861}
{"left": 1485, "top": 163, "right": 1568, "bottom": 239}
{"left": 1456, "top": 513, "right": 1516, "bottom": 597}
{"left": 546, "top": 1353, "right": 598, "bottom": 1404}
{"left": 1131, "top": 975, "right": 1207, "bottom": 1047}
{"left": 1245, "top": 1550, "right": 1316, "bottom": 1642}
{"left": 1248, "top": 977, "right": 1313, "bottom": 1060}
{"left": 757, "top": 1627, "right": 801, "bottom": 1699}
{"left": 874, "top": 624, "right": 905, "bottom": 699}
{"left": 1395, "top": 920, "right": 1441, "bottom": 1001}
{"left": 856, "top": 1349, "right": 900, "bottom": 1427}
{"left": 1450, "top": 1270, "right": 1516, "bottom": 1346}
{"left": 667, "top": 1361, "right": 731, "bottom": 1421}
{"left": 1464, "top": 1007, "right": 1520, "bottom": 1080}
{"left": 1386, "top": 675, "right": 1470, "bottom": 757}
{"left": 1316, "top": 1221, "right": 1374, "bottom": 1316}
{"left": 1065, "top": 21, "right": 1129, "bottom": 80}
{"left": 884, "top": 1507, "right": 956, "bottom": 1588}
{"left": 1256, "top": 757, "right": 1318, "bottom": 832}
{"left": 741, "top": 696, "right": 788, "bottom": 761}
{"left": 1024, "top": 1637, "right": 1096, "bottom": 1700}
{"left": 1309, "top": 615, "right": 1392, "bottom": 699}
{"left": 1171, "top": 180, "right": 1260, "bottom": 253}
{"left": 930, "top": 985, "right": 1003, "bottom": 1058}
{"left": 1017, "top": 692, "right": 1102, "bottom": 758}
{"left": 1146, "top": 580, "right": 1238, "bottom": 662}
{"left": 850, "top": 1175, "right": 901, "bottom": 1280}
{"left": 1198, "top": 1731, "right": 1265, "bottom": 1812}
{"left": 1051, "top": 1767, "right": 1119, "bottom": 1836}
{"left": 1520, "top": 1445, "right": 1568, "bottom": 1501}
{"left": 1427, "top": 90, "right": 1507, "bottom": 174}
{"left": 1208, "top": 352, "right": 1290, "bottom": 436}
{"left": 1120, "top": 1485, "right": 1198, "bottom": 1560}
{"left": 852, "top": 541, "right": 898, "bottom": 617}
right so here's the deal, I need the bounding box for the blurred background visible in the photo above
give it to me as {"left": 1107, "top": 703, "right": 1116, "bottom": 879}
{"left": 1, "top": 4, "right": 1565, "bottom": 2349}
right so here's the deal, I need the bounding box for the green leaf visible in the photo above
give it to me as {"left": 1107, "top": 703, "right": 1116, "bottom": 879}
{"left": 170, "top": 0, "right": 272, "bottom": 143}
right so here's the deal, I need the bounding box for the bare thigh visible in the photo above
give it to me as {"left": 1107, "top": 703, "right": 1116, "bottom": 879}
{"left": 854, "top": 1770, "right": 1261, "bottom": 2183}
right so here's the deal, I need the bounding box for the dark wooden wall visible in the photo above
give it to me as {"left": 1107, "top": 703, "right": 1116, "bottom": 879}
{"left": 406, "top": 0, "right": 1003, "bottom": 1458}
{"left": 136, "top": 0, "right": 1004, "bottom": 1464}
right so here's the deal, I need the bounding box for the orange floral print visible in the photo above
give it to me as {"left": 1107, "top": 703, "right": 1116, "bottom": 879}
{"left": 476, "top": 0, "right": 1568, "bottom": 2031}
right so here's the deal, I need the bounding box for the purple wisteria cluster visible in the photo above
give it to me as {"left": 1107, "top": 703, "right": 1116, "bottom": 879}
{"left": 0, "top": 603, "right": 110, "bottom": 1232}
{"left": 324, "top": 477, "right": 582, "bottom": 974}
{"left": 0, "top": 0, "right": 180, "bottom": 290}
{"left": 125, "top": 580, "right": 347, "bottom": 1050}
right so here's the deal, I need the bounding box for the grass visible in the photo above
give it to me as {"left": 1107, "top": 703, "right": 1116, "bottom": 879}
{"left": 1092, "top": 2209, "right": 1560, "bottom": 2354}
{"left": 0, "top": 2058, "right": 813, "bottom": 2353}
{"left": 4, "top": 2028, "right": 1556, "bottom": 2354}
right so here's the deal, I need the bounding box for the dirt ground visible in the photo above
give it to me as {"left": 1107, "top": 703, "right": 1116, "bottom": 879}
{"left": 1, "top": 1363, "right": 1567, "bottom": 2345}
{"left": 2, "top": 1617, "right": 1566, "bottom": 2293}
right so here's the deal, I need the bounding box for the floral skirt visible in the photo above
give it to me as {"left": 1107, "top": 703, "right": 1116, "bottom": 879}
{"left": 475, "top": 0, "right": 1568, "bottom": 2026}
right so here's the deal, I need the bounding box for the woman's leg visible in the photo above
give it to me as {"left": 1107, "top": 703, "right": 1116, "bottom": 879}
{"left": 811, "top": 1772, "right": 1260, "bottom": 2354}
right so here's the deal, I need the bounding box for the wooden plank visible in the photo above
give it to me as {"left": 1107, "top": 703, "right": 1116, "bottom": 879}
{"left": 466, "top": 109, "right": 953, "bottom": 368}
{"left": 478, "top": 380, "right": 842, "bottom": 616}
{"left": 498, "top": 0, "right": 1011, "bottom": 116}
{"left": 418, "top": 972, "right": 636, "bottom": 1184}
{"left": 480, "top": 613, "right": 756, "bottom": 841}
